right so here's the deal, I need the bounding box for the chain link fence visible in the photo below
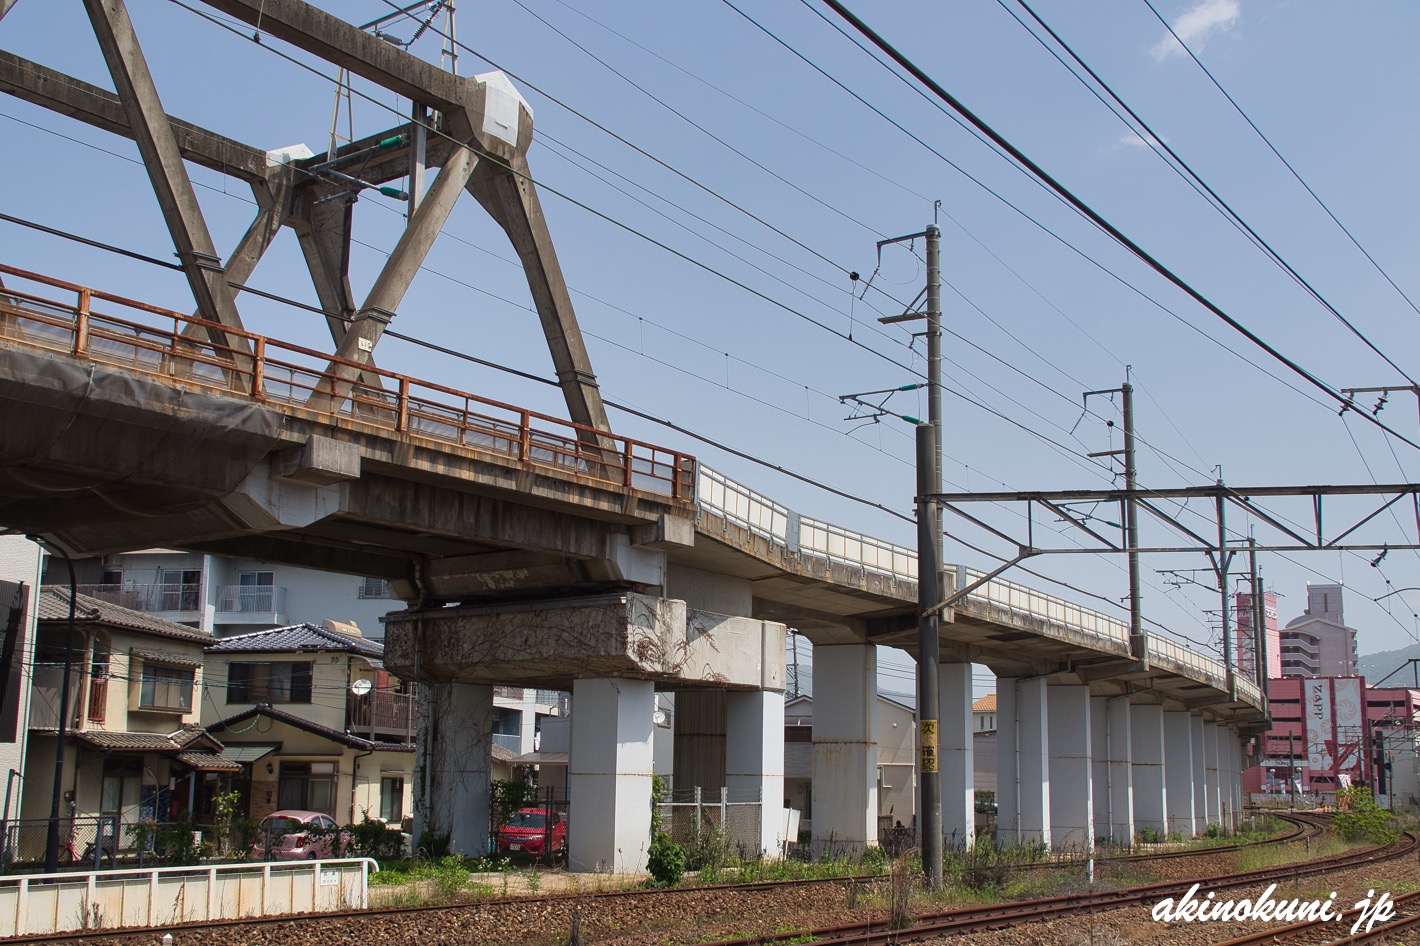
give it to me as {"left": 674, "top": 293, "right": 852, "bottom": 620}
{"left": 655, "top": 786, "right": 764, "bottom": 860}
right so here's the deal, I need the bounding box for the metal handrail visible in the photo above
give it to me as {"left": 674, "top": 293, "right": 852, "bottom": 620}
{"left": 0, "top": 265, "right": 695, "bottom": 501}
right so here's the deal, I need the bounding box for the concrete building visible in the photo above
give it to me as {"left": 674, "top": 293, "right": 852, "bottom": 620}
{"left": 1280, "top": 584, "right": 1359, "bottom": 678}
{"left": 1244, "top": 675, "right": 1420, "bottom": 810}
{"left": 50, "top": 551, "right": 405, "bottom": 642}
{"left": 1235, "top": 590, "right": 1281, "bottom": 681}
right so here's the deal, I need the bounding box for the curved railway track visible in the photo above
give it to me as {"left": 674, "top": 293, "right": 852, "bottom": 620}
{"left": 1, "top": 811, "right": 1335, "bottom": 944}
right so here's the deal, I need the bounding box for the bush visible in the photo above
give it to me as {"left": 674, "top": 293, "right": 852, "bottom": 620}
{"left": 858, "top": 844, "right": 887, "bottom": 875}
{"left": 348, "top": 814, "right": 407, "bottom": 861}
{"left": 646, "top": 833, "right": 686, "bottom": 888}
{"left": 1137, "top": 825, "right": 1161, "bottom": 845}
{"left": 1333, "top": 787, "right": 1398, "bottom": 845}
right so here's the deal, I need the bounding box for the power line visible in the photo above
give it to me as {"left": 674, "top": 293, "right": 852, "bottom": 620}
{"left": 1001, "top": 0, "right": 1416, "bottom": 387}
{"left": 1141, "top": 0, "right": 1420, "bottom": 327}
{"left": 815, "top": 0, "right": 1420, "bottom": 453}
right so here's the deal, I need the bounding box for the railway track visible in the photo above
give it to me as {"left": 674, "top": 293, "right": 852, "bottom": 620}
{"left": 691, "top": 824, "right": 1413, "bottom": 946}
{"left": 3, "top": 811, "right": 1332, "bottom": 944}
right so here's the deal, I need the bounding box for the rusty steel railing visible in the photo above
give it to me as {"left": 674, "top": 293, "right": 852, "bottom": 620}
{"left": 0, "top": 265, "right": 695, "bottom": 501}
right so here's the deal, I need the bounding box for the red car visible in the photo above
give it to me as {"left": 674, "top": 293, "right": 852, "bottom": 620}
{"left": 251, "top": 810, "right": 350, "bottom": 861}
{"left": 497, "top": 808, "right": 566, "bottom": 855}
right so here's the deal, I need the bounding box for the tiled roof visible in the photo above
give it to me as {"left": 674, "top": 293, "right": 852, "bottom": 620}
{"left": 70, "top": 731, "right": 181, "bottom": 750}
{"left": 39, "top": 587, "right": 213, "bottom": 643}
{"left": 177, "top": 750, "right": 241, "bottom": 772}
{"left": 208, "top": 703, "right": 413, "bottom": 752}
{"left": 972, "top": 693, "right": 997, "bottom": 713}
{"left": 130, "top": 648, "right": 203, "bottom": 669}
{"left": 491, "top": 742, "right": 518, "bottom": 763}
{"left": 206, "top": 623, "right": 384, "bottom": 658}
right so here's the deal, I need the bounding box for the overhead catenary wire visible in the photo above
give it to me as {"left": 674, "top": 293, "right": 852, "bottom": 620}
{"left": 1141, "top": 0, "right": 1420, "bottom": 326}
{"left": 814, "top": 0, "right": 1420, "bottom": 452}
{"left": 1000, "top": 0, "right": 1416, "bottom": 387}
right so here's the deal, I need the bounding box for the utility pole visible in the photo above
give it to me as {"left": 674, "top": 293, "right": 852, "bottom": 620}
{"left": 855, "top": 221, "right": 943, "bottom": 888}
{"left": 919, "top": 223, "right": 943, "bottom": 890}
{"left": 1122, "top": 383, "right": 1145, "bottom": 666}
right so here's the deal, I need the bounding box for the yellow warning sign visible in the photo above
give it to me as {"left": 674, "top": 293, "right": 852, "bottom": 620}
{"left": 919, "top": 720, "right": 939, "bottom": 772}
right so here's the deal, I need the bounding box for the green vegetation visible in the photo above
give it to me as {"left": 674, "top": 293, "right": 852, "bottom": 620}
{"left": 1333, "top": 786, "right": 1399, "bottom": 845}
{"left": 647, "top": 833, "right": 687, "bottom": 888}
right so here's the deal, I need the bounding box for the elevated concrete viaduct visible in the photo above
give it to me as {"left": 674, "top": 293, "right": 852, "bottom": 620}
{"left": 0, "top": 0, "right": 1262, "bottom": 872}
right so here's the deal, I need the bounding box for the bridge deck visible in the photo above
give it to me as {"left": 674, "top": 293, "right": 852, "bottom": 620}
{"left": 0, "top": 266, "right": 1263, "bottom": 724}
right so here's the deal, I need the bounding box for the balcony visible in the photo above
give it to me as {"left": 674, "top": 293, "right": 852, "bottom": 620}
{"left": 493, "top": 732, "right": 522, "bottom": 754}
{"left": 29, "top": 664, "right": 82, "bottom": 730}
{"left": 214, "top": 585, "right": 288, "bottom": 626}
{"left": 347, "top": 690, "right": 415, "bottom": 744}
{"left": 77, "top": 583, "right": 203, "bottom": 621}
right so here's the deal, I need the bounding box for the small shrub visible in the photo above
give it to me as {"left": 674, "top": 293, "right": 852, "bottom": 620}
{"left": 348, "top": 815, "right": 406, "bottom": 861}
{"left": 647, "top": 833, "right": 686, "bottom": 888}
{"left": 430, "top": 855, "right": 469, "bottom": 901}
{"left": 1333, "top": 786, "right": 1398, "bottom": 845}
{"left": 1204, "top": 822, "right": 1223, "bottom": 839}
{"left": 859, "top": 844, "right": 887, "bottom": 875}
{"left": 1137, "top": 825, "right": 1161, "bottom": 845}
{"left": 417, "top": 830, "right": 451, "bottom": 859}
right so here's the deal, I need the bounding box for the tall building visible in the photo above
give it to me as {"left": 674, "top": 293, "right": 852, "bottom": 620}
{"left": 1279, "top": 583, "right": 1358, "bottom": 678}
{"left": 1234, "top": 590, "right": 1281, "bottom": 681}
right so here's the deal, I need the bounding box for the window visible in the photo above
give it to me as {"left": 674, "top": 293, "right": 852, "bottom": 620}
{"left": 138, "top": 664, "right": 194, "bottom": 713}
{"left": 226, "top": 662, "right": 313, "bottom": 704}
{"left": 359, "top": 577, "right": 390, "bottom": 599}
{"left": 159, "top": 569, "right": 201, "bottom": 610}
{"left": 277, "top": 762, "right": 336, "bottom": 814}
{"left": 381, "top": 776, "right": 405, "bottom": 823}
{"left": 236, "top": 571, "right": 275, "bottom": 612}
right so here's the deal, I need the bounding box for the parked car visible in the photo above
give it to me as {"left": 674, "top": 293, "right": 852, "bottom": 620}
{"left": 496, "top": 808, "right": 566, "bottom": 855}
{"left": 251, "top": 810, "right": 349, "bottom": 861}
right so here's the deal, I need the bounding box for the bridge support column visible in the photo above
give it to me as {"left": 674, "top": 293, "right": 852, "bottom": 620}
{"left": 939, "top": 662, "right": 975, "bottom": 851}
{"left": 1203, "top": 720, "right": 1222, "bottom": 830}
{"left": 811, "top": 644, "right": 877, "bottom": 856}
{"left": 1223, "top": 726, "right": 1242, "bottom": 831}
{"left": 1163, "top": 710, "right": 1195, "bottom": 837}
{"left": 1191, "top": 714, "right": 1208, "bottom": 835}
{"left": 569, "top": 677, "right": 655, "bottom": 873}
{"left": 413, "top": 682, "right": 493, "bottom": 856}
{"left": 1048, "top": 685, "right": 1092, "bottom": 852}
{"left": 996, "top": 677, "right": 1050, "bottom": 848}
{"left": 1102, "top": 696, "right": 1134, "bottom": 847}
{"left": 1131, "top": 704, "right": 1166, "bottom": 840}
{"left": 726, "top": 690, "right": 785, "bottom": 858}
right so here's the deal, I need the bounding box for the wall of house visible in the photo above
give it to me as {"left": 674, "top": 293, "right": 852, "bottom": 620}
{"left": 223, "top": 719, "right": 413, "bottom": 825}
{"left": 202, "top": 652, "right": 355, "bottom": 733}
{"left": 0, "top": 535, "right": 41, "bottom": 822}
{"left": 876, "top": 699, "right": 916, "bottom": 826}
{"left": 101, "top": 630, "right": 206, "bottom": 733}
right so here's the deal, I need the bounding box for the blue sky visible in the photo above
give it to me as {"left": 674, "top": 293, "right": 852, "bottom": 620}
{"left": 4, "top": 1, "right": 1420, "bottom": 693}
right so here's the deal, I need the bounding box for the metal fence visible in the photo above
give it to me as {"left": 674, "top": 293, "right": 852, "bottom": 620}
{"left": 654, "top": 787, "right": 764, "bottom": 860}
{"left": 1, "top": 817, "right": 128, "bottom": 871}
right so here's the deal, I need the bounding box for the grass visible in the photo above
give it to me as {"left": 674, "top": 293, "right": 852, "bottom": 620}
{"left": 1232, "top": 836, "right": 1353, "bottom": 872}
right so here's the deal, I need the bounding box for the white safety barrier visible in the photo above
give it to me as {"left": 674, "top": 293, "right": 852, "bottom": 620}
{"left": 0, "top": 858, "right": 376, "bottom": 938}
{"left": 696, "top": 465, "right": 1254, "bottom": 706}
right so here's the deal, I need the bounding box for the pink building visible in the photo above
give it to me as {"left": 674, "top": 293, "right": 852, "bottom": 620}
{"left": 1234, "top": 590, "right": 1281, "bottom": 681}
{"left": 1244, "top": 676, "right": 1420, "bottom": 806}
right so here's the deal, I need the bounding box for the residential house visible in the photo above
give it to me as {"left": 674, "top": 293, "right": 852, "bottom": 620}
{"left": 0, "top": 536, "right": 43, "bottom": 830}
{"left": 201, "top": 622, "right": 416, "bottom": 826}
{"left": 782, "top": 694, "right": 917, "bottom": 832}
{"left": 21, "top": 588, "right": 234, "bottom": 854}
